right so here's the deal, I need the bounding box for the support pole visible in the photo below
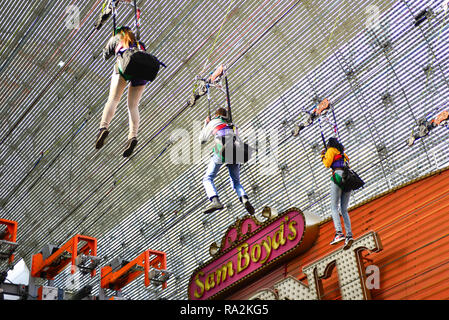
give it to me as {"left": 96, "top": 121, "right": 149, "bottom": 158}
{"left": 112, "top": 0, "right": 117, "bottom": 34}
{"left": 133, "top": 0, "right": 140, "bottom": 41}
{"left": 224, "top": 74, "right": 233, "bottom": 123}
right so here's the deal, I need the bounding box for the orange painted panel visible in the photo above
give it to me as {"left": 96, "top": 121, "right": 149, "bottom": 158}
{"left": 227, "top": 168, "right": 449, "bottom": 300}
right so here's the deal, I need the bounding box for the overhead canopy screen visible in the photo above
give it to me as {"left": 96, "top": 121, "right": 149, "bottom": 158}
{"left": 0, "top": 0, "right": 448, "bottom": 299}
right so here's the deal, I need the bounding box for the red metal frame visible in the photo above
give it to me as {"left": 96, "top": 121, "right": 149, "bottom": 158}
{"left": 100, "top": 249, "right": 168, "bottom": 291}
{"left": 31, "top": 234, "right": 98, "bottom": 280}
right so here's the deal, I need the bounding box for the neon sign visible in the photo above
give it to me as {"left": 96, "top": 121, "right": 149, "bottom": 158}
{"left": 187, "top": 208, "right": 319, "bottom": 300}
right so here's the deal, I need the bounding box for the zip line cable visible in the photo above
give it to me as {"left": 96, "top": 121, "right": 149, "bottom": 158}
{"left": 199, "top": 0, "right": 235, "bottom": 76}
{"left": 0, "top": 1, "right": 224, "bottom": 209}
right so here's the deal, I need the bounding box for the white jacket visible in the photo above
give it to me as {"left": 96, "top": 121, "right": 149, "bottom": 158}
{"left": 199, "top": 117, "right": 237, "bottom": 145}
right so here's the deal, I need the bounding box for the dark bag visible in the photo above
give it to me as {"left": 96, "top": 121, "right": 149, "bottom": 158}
{"left": 334, "top": 150, "right": 365, "bottom": 192}
{"left": 341, "top": 166, "right": 365, "bottom": 192}
{"left": 217, "top": 135, "right": 254, "bottom": 164}
{"left": 232, "top": 138, "right": 254, "bottom": 164}
{"left": 118, "top": 48, "right": 161, "bottom": 82}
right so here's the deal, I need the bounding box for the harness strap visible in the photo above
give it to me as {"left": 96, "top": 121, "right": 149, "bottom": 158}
{"left": 133, "top": 0, "right": 140, "bottom": 41}
{"left": 212, "top": 123, "right": 229, "bottom": 135}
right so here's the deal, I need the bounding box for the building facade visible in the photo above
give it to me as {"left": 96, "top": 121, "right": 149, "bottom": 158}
{"left": 188, "top": 167, "right": 449, "bottom": 300}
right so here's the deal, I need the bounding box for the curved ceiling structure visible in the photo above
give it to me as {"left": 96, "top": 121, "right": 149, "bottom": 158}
{"left": 1, "top": 0, "right": 448, "bottom": 299}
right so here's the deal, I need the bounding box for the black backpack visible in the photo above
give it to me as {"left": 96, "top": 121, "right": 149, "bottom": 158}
{"left": 340, "top": 152, "right": 365, "bottom": 192}
{"left": 118, "top": 47, "right": 162, "bottom": 82}
{"left": 214, "top": 125, "right": 254, "bottom": 164}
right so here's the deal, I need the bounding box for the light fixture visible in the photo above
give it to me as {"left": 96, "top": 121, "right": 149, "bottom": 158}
{"left": 414, "top": 8, "right": 433, "bottom": 27}
{"left": 262, "top": 206, "right": 278, "bottom": 219}
{"left": 148, "top": 268, "right": 172, "bottom": 286}
{"left": 209, "top": 242, "right": 219, "bottom": 257}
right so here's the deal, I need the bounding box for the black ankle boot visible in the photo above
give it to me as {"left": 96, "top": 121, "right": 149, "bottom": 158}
{"left": 123, "top": 137, "right": 138, "bottom": 157}
{"left": 95, "top": 128, "right": 109, "bottom": 150}
{"left": 204, "top": 196, "right": 224, "bottom": 214}
{"left": 240, "top": 196, "right": 255, "bottom": 215}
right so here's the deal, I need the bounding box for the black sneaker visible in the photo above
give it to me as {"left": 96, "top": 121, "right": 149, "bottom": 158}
{"left": 123, "top": 137, "right": 138, "bottom": 158}
{"left": 343, "top": 235, "right": 354, "bottom": 250}
{"left": 95, "top": 128, "right": 109, "bottom": 150}
{"left": 241, "top": 196, "right": 255, "bottom": 215}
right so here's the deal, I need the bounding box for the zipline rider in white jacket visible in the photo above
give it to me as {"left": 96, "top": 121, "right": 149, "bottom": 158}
{"left": 199, "top": 107, "right": 255, "bottom": 215}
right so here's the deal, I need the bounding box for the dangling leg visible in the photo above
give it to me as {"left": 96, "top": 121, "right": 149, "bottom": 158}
{"left": 123, "top": 81, "right": 145, "bottom": 157}
{"left": 340, "top": 190, "right": 353, "bottom": 250}
{"left": 227, "top": 163, "right": 255, "bottom": 215}
{"left": 96, "top": 73, "right": 127, "bottom": 149}
{"left": 203, "top": 154, "right": 224, "bottom": 214}
{"left": 329, "top": 180, "right": 345, "bottom": 245}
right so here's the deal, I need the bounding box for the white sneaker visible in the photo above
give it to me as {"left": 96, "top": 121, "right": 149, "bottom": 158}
{"left": 330, "top": 233, "right": 345, "bottom": 245}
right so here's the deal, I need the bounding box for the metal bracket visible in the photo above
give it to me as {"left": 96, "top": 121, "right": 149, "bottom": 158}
{"left": 148, "top": 268, "right": 172, "bottom": 286}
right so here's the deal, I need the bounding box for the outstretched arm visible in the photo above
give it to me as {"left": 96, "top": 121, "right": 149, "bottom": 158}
{"left": 199, "top": 117, "right": 213, "bottom": 144}
{"left": 102, "top": 34, "right": 121, "bottom": 60}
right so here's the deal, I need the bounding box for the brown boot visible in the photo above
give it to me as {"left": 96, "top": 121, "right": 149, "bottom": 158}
{"left": 123, "top": 137, "right": 138, "bottom": 158}
{"left": 95, "top": 128, "right": 109, "bottom": 150}
{"left": 241, "top": 196, "right": 255, "bottom": 215}
{"left": 203, "top": 196, "right": 224, "bottom": 214}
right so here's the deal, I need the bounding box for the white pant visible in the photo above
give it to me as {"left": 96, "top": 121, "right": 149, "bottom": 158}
{"left": 100, "top": 73, "right": 145, "bottom": 140}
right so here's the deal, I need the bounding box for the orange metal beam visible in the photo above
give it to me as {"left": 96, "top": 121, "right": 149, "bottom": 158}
{"left": 31, "top": 234, "right": 98, "bottom": 280}
{"left": 100, "top": 249, "right": 168, "bottom": 291}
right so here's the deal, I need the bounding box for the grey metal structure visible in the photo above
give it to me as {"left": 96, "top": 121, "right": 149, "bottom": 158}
{"left": 0, "top": 0, "right": 449, "bottom": 299}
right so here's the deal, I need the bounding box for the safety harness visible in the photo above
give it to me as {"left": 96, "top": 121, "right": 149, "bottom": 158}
{"left": 109, "top": 0, "right": 165, "bottom": 82}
